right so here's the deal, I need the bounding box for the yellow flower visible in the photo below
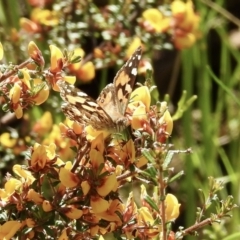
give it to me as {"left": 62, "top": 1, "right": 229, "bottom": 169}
{"left": 165, "top": 193, "right": 180, "bottom": 221}
{"left": 30, "top": 143, "right": 56, "bottom": 171}
{"left": 90, "top": 133, "right": 105, "bottom": 154}
{"left": 159, "top": 108, "right": 173, "bottom": 135}
{"left": 69, "top": 48, "right": 85, "bottom": 71}
{"left": 76, "top": 61, "right": 95, "bottom": 82}
{"left": 58, "top": 228, "right": 69, "bottom": 240}
{"left": 27, "top": 189, "right": 44, "bottom": 204}
{"left": 32, "top": 111, "right": 53, "bottom": 135}
{"left": 91, "top": 195, "right": 109, "bottom": 214}
{"left": 9, "top": 83, "right": 23, "bottom": 119}
{"left": 85, "top": 126, "right": 110, "bottom": 141}
{"left": 49, "top": 45, "right": 64, "bottom": 73}
{"left": 128, "top": 86, "right": 151, "bottom": 130}
{"left": 28, "top": 41, "right": 45, "bottom": 67}
{"left": 137, "top": 207, "right": 161, "bottom": 237}
{"left": 107, "top": 139, "right": 135, "bottom": 168}
{"left": 89, "top": 149, "right": 105, "bottom": 175}
{"left": 0, "top": 178, "right": 22, "bottom": 201}
{"left": 15, "top": 104, "right": 23, "bottom": 119}
{"left": 131, "top": 103, "right": 148, "bottom": 130}
{"left": 9, "top": 83, "right": 21, "bottom": 104}
{"left": 13, "top": 164, "right": 36, "bottom": 185}
{"left": 31, "top": 8, "right": 59, "bottom": 26}
{"left": 0, "top": 221, "right": 22, "bottom": 240}
{"left": 171, "top": 0, "right": 200, "bottom": 49}
{"left": 0, "top": 132, "right": 17, "bottom": 148}
{"left": 43, "top": 124, "right": 75, "bottom": 161}
{"left": 0, "top": 42, "right": 3, "bottom": 60}
{"left": 138, "top": 206, "right": 154, "bottom": 224}
{"left": 69, "top": 48, "right": 95, "bottom": 82}
{"left": 131, "top": 86, "right": 151, "bottom": 112}
{"left": 96, "top": 173, "right": 117, "bottom": 197}
{"left": 32, "top": 81, "right": 49, "bottom": 105}
{"left": 63, "top": 75, "right": 76, "bottom": 85}
{"left": 156, "top": 103, "right": 173, "bottom": 143}
{"left": 95, "top": 199, "right": 123, "bottom": 226}
{"left": 19, "top": 68, "right": 31, "bottom": 89}
{"left": 59, "top": 162, "right": 80, "bottom": 188}
{"left": 81, "top": 181, "right": 90, "bottom": 195}
{"left": 173, "top": 32, "right": 197, "bottom": 49}
{"left": 93, "top": 47, "right": 104, "bottom": 58}
{"left": 126, "top": 38, "right": 142, "bottom": 58}
{"left": 20, "top": 18, "right": 39, "bottom": 33}
{"left": 62, "top": 205, "right": 83, "bottom": 219}
{"left": 142, "top": 8, "right": 170, "bottom": 33}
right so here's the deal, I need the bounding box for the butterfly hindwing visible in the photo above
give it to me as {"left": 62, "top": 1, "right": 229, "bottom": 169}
{"left": 58, "top": 81, "right": 113, "bottom": 127}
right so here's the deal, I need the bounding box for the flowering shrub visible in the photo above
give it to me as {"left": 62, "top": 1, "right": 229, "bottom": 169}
{"left": 0, "top": 0, "right": 237, "bottom": 239}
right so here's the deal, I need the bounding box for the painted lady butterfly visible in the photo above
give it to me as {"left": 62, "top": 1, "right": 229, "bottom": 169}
{"left": 58, "top": 46, "right": 142, "bottom": 132}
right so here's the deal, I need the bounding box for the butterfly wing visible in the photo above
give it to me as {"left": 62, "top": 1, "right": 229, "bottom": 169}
{"left": 57, "top": 80, "right": 114, "bottom": 129}
{"left": 113, "top": 46, "right": 142, "bottom": 115}
{"left": 58, "top": 46, "right": 142, "bottom": 132}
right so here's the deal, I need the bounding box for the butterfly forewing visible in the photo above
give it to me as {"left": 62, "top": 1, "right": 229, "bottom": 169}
{"left": 114, "top": 46, "right": 142, "bottom": 115}
{"left": 58, "top": 46, "right": 142, "bottom": 132}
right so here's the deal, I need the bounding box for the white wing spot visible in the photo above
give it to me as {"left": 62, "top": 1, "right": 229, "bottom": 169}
{"left": 88, "top": 101, "right": 98, "bottom": 107}
{"left": 131, "top": 68, "right": 137, "bottom": 76}
{"left": 128, "top": 61, "right": 132, "bottom": 67}
{"left": 77, "top": 92, "right": 88, "bottom": 97}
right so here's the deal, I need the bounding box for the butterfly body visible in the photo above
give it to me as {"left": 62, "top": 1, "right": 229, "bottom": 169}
{"left": 58, "top": 46, "right": 142, "bottom": 132}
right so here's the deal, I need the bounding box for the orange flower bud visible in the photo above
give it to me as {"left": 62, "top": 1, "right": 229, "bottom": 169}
{"left": 93, "top": 48, "right": 104, "bottom": 58}
{"left": 76, "top": 61, "right": 95, "bottom": 82}
{"left": 14, "top": 104, "right": 23, "bottom": 119}
{"left": 20, "top": 18, "right": 40, "bottom": 33}
{"left": 25, "top": 218, "right": 35, "bottom": 228}
{"left": 28, "top": 41, "right": 45, "bottom": 67}
{"left": 42, "top": 200, "right": 53, "bottom": 212}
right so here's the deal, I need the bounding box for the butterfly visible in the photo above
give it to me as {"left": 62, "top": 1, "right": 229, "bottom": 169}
{"left": 57, "top": 46, "right": 142, "bottom": 132}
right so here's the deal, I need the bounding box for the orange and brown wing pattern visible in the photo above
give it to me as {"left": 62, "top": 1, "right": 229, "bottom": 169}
{"left": 58, "top": 46, "right": 142, "bottom": 132}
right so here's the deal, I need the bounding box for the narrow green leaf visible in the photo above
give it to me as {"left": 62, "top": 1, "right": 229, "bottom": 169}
{"left": 141, "top": 149, "right": 155, "bottom": 163}
{"left": 144, "top": 195, "right": 160, "bottom": 213}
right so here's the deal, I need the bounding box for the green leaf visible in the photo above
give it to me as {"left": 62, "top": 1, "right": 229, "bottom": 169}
{"left": 162, "top": 151, "right": 175, "bottom": 169}
{"left": 143, "top": 195, "right": 160, "bottom": 213}
{"left": 168, "top": 170, "right": 184, "bottom": 184}
{"left": 141, "top": 149, "right": 155, "bottom": 163}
